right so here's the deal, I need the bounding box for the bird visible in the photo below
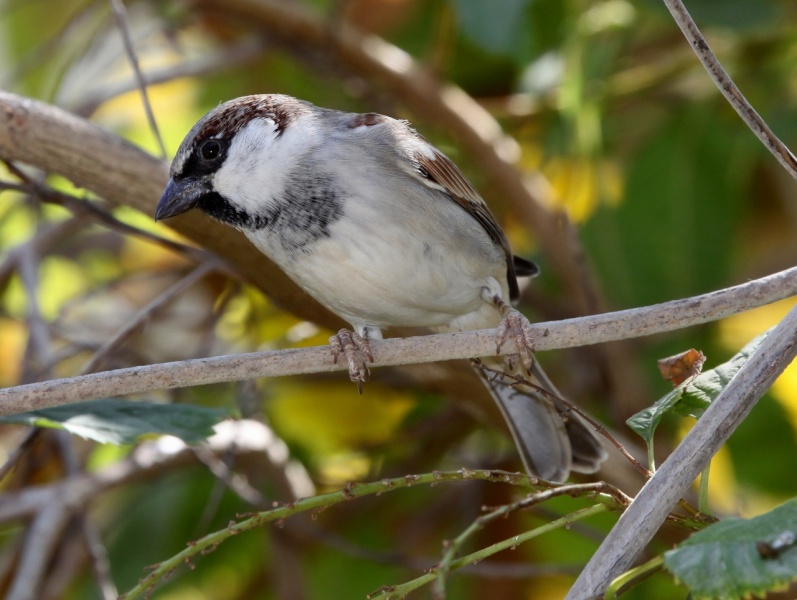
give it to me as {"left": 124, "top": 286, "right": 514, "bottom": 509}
{"left": 155, "top": 94, "right": 607, "bottom": 481}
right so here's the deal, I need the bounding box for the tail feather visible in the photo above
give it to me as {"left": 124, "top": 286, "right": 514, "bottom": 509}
{"left": 475, "top": 358, "right": 607, "bottom": 482}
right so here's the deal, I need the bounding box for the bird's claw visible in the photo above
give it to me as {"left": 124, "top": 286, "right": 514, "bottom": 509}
{"left": 496, "top": 309, "right": 535, "bottom": 372}
{"left": 330, "top": 329, "right": 374, "bottom": 393}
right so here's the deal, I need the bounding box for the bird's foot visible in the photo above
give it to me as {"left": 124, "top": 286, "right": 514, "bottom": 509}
{"left": 495, "top": 307, "right": 536, "bottom": 373}
{"left": 330, "top": 329, "right": 374, "bottom": 393}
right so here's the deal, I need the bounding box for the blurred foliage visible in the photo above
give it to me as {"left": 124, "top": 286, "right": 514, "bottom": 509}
{"left": 1, "top": 0, "right": 797, "bottom": 598}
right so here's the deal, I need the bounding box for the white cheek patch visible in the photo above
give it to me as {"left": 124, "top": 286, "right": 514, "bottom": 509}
{"left": 213, "top": 117, "right": 322, "bottom": 215}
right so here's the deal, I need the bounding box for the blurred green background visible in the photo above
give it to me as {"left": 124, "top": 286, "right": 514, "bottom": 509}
{"left": 1, "top": 0, "right": 797, "bottom": 598}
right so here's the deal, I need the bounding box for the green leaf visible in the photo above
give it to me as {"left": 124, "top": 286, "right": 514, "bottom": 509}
{"left": 664, "top": 498, "right": 797, "bottom": 599}
{"left": 684, "top": 334, "right": 766, "bottom": 415}
{"left": 627, "top": 332, "right": 768, "bottom": 446}
{"left": 0, "top": 398, "right": 230, "bottom": 444}
{"left": 626, "top": 384, "right": 686, "bottom": 447}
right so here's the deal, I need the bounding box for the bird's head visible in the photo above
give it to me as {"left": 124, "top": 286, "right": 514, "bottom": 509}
{"left": 155, "top": 94, "right": 318, "bottom": 230}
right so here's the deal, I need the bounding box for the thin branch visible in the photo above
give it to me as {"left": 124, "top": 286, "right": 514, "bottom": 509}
{"left": 0, "top": 420, "right": 312, "bottom": 523}
{"left": 565, "top": 301, "right": 797, "bottom": 598}
{"left": 107, "top": 0, "right": 166, "bottom": 158}
{"left": 72, "top": 40, "right": 267, "bottom": 117}
{"left": 0, "top": 172, "right": 194, "bottom": 255}
{"left": 81, "top": 261, "right": 219, "bottom": 373}
{"left": 7, "top": 504, "right": 72, "bottom": 600}
{"left": 54, "top": 431, "right": 117, "bottom": 600}
{"left": 433, "top": 483, "right": 630, "bottom": 598}
{"left": 376, "top": 504, "right": 610, "bottom": 600}
{"left": 0, "top": 265, "right": 795, "bottom": 416}
{"left": 192, "top": 445, "right": 266, "bottom": 507}
{"left": 118, "top": 469, "right": 552, "bottom": 600}
{"left": 663, "top": 0, "right": 797, "bottom": 178}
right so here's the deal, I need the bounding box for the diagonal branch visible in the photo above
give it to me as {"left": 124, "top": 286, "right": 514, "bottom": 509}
{"left": 565, "top": 301, "right": 797, "bottom": 598}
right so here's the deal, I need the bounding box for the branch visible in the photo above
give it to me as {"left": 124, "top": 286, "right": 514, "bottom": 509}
{"left": 379, "top": 505, "right": 610, "bottom": 600}
{"left": 1, "top": 265, "right": 795, "bottom": 415}
{"left": 663, "top": 0, "right": 797, "bottom": 179}
{"left": 433, "top": 482, "right": 630, "bottom": 598}
{"left": 108, "top": 0, "right": 166, "bottom": 158}
{"left": 565, "top": 300, "right": 797, "bottom": 598}
{"left": 119, "top": 469, "right": 547, "bottom": 600}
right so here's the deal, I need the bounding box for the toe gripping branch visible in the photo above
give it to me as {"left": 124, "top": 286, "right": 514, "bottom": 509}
{"left": 487, "top": 292, "right": 536, "bottom": 373}
{"left": 330, "top": 329, "right": 374, "bottom": 393}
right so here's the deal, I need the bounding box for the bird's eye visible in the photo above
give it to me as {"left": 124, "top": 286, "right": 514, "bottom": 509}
{"left": 200, "top": 139, "right": 223, "bottom": 161}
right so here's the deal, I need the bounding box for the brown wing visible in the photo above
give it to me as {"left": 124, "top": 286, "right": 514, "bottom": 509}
{"left": 343, "top": 111, "right": 535, "bottom": 302}
{"left": 413, "top": 145, "right": 526, "bottom": 302}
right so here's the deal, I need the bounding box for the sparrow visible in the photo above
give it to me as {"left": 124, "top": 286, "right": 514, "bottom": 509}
{"left": 155, "top": 94, "right": 606, "bottom": 481}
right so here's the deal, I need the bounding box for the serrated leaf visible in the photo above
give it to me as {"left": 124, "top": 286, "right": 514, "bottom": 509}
{"left": 0, "top": 398, "right": 230, "bottom": 444}
{"left": 664, "top": 498, "right": 797, "bottom": 599}
{"left": 627, "top": 332, "right": 768, "bottom": 446}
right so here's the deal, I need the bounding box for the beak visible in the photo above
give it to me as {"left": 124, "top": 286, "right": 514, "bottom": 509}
{"left": 155, "top": 177, "right": 209, "bottom": 221}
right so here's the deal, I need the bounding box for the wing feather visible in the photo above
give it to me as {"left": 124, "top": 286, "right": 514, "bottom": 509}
{"left": 343, "top": 112, "right": 536, "bottom": 302}
{"left": 413, "top": 145, "right": 525, "bottom": 301}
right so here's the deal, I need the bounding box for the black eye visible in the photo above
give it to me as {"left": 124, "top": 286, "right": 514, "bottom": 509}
{"left": 200, "top": 139, "right": 223, "bottom": 161}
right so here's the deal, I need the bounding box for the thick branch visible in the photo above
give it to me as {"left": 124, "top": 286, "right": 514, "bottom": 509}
{"left": 0, "top": 90, "right": 338, "bottom": 326}
{"left": 1, "top": 265, "right": 795, "bottom": 416}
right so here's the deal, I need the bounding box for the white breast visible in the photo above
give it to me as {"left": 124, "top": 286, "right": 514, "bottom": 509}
{"left": 236, "top": 114, "right": 510, "bottom": 333}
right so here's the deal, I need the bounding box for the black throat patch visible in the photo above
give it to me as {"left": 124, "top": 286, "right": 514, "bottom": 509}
{"left": 195, "top": 173, "right": 344, "bottom": 256}
{"left": 196, "top": 192, "right": 270, "bottom": 230}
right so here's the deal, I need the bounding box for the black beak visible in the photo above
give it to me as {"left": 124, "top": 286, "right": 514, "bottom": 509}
{"left": 155, "top": 177, "right": 210, "bottom": 221}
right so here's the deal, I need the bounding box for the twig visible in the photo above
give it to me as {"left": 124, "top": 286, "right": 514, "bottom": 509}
{"left": 433, "top": 483, "right": 630, "bottom": 598}
{"left": 565, "top": 301, "right": 797, "bottom": 598}
{"left": 0, "top": 429, "right": 39, "bottom": 482}
{"left": 0, "top": 166, "right": 214, "bottom": 265}
{"left": 72, "top": 40, "right": 267, "bottom": 117}
{"left": 0, "top": 210, "right": 86, "bottom": 301}
{"left": 192, "top": 445, "right": 266, "bottom": 507}
{"left": 662, "top": 0, "right": 797, "bottom": 179}
{"left": 0, "top": 266, "right": 795, "bottom": 416}
{"left": 6, "top": 504, "right": 72, "bottom": 600}
{"left": 54, "top": 431, "right": 118, "bottom": 600}
{"left": 119, "top": 469, "right": 541, "bottom": 599}
{"left": 17, "top": 230, "right": 55, "bottom": 381}
{"left": 107, "top": 0, "right": 166, "bottom": 158}
{"left": 0, "top": 421, "right": 312, "bottom": 523}
{"left": 81, "top": 261, "right": 219, "bottom": 373}
{"left": 375, "top": 504, "right": 610, "bottom": 600}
